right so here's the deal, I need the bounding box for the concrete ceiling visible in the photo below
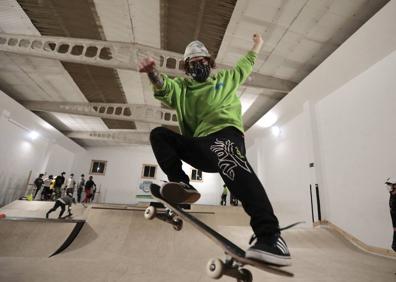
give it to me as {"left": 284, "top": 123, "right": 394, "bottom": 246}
{"left": 0, "top": 0, "right": 390, "bottom": 147}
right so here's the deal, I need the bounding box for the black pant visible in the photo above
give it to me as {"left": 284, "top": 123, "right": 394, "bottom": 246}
{"left": 33, "top": 185, "right": 42, "bottom": 199}
{"left": 41, "top": 186, "right": 51, "bottom": 200}
{"left": 66, "top": 188, "right": 74, "bottom": 196}
{"left": 77, "top": 187, "right": 83, "bottom": 202}
{"left": 221, "top": 195, "right": 227, "bottom": 206}
{"left": 150, "top": 126, "right": 279, "bottom": 237}
{"left": 390, "top": 195, "right": 396, "bottom": 228}
{"left": 47, "top": 200, "right": 66, "bottom": 218}
{"left": 391, "top": 195, "right": 396, "bottom": 251}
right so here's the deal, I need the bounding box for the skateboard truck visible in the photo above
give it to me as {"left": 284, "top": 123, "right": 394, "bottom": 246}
{"left": 207, "top": 256, "right": 253, "bottom": 282}
{"left": 144, "top": 206, "right": 183, "bottom": 231}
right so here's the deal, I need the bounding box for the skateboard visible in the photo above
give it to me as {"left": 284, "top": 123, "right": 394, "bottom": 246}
{"left": 144, "top": 183, "right": 294, "bottom": 281}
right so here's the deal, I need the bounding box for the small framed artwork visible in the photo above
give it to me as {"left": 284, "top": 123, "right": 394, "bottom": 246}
{"left": 90, "top": 160, "right": 107, "bottom": 175}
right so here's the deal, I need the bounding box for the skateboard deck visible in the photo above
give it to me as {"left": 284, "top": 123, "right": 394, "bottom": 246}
{"left": 145, "top": 183, "right": 294, "bottom": 281}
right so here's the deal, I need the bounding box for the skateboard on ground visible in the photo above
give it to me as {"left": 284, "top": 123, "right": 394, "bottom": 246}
{"left": 144, "top": 183, "right": 294, "bottom": 282}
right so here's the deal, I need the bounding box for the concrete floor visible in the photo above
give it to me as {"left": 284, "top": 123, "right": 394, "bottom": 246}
{"left": 0, "top": 201, "right": 395, "bottom": 282}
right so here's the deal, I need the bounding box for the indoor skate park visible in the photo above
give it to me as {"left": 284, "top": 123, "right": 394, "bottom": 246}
{"left": 0, "top": 0, "right": 395, "bottom": 281}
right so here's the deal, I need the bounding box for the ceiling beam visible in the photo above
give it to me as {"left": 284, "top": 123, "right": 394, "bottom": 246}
{"left": 0, "top": 33, "right": 296, "bottom": 93}
{"left": 22, "top": 101, "right": 178, "bottom": 126}
{"left": 193, "top": 0, "right": 206, "bottom": 39}
{"left": 67, "top": 130, "right": 150, "bottom": 145}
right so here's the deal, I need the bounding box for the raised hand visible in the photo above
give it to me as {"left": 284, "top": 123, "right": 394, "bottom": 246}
{"left": 253, "top": 33, "right": 263, "bottom": 45}
{"left": 138, "top": 57, "right": 156, "bottom": 73}
{"left": 251, "top": 33, "right": 263, "bottom": 54}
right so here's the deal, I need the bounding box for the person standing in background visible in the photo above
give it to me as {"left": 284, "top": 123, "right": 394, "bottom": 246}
{"left": 77, "top": 174, "right": 85, "bottom": 203}
{"left": 33, "top": 173, "right": 44, "bottom": 200}
{"left": 230, "top": 192, "right": 239, "bottom": 206}
{"left": 91, "top": 185, "right": 97, "bottom": 202}
{"left": 221, "top": 184, "right": 228, "bottom": 206}
{"left": 83, "top": 176, "right": 96, "bottom": 204}
{"left": 385, "top": 177, "right": 396, "bottom": 251}
{"left": 53, "top": 172, "right": 66, "bottom": 200}
{"left": 41, "top": 175, "right": 53, "bottom": 200}
{"left": 65, "top": 173, "right": 76, "bottom": 196}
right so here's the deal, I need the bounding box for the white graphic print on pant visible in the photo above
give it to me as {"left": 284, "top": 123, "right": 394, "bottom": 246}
{"left": 210, "top": 139, "right": 251, "bottom": 181}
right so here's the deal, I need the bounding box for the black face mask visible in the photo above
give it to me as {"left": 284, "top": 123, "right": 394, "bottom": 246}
{"left": 188, "top": 61, "right": 211, "bottom": 82}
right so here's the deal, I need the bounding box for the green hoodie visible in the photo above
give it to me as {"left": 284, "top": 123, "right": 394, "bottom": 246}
{"left": 154, "top": 51, "right": 257, "bottom": 137}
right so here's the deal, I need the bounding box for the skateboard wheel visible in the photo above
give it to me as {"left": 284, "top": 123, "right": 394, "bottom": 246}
{"left": 172, "top": 218, "right": 183, "bottom": 231}
{"left": 206, "top": 258, "right": 223, "bottom": 279}
{"left": 144, "top": 206, "right": 156, "bottom": 220}
{"left": 238, "top": 268, "right": 253, "bottom": 282}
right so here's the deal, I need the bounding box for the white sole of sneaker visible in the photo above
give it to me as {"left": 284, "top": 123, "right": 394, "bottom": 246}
{"left": 245, "top": 249, "right": 292, "bottom": 266}
{"left": 160, "top": 182, "right": 201, "bottom": 204}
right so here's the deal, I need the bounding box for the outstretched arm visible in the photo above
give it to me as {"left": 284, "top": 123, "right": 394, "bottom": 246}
{"left": 251, "top": 33, "right": 264, "bottom": 54}
{"left": 137, "top": 57, "right": 183, "bottom": 109}
{"left": 227, "top": 33, "right": 263, "bottom": 85}
{"left": 138, "top": 57, "right": 164, "bottom": 89}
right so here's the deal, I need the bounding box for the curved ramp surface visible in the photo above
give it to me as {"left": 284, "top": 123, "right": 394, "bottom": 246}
{"left": 0, "top": 207, "right": 395, "bottom": 282}
{"left": 0, "top": 217, "right": 85, "bottom": 257}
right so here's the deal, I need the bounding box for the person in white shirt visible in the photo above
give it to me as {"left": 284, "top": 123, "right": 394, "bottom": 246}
{"left": 65, "top": 173, "right": 76, "bottom": 196}
{"left": 41, "top": 175, "right": 53, "bottom": 200}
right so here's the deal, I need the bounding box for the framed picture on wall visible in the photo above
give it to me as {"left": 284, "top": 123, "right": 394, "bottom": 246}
{"left": 141, "top": 164, "right": 157, "bottom": 179}
{"left": 90, "top": 160, "right": 107, "bottom": 175}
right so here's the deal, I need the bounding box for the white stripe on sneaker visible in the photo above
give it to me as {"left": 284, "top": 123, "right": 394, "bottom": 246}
{"left": 276, "top": 241, "right": 288, "bottom": 254}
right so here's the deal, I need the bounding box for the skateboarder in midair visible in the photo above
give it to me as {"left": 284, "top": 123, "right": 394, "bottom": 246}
{"left": 46, "top": 193, "right": 74, "bottom": 219}
{"left": 138, "top": 34, "right": 291, "bottom": 266}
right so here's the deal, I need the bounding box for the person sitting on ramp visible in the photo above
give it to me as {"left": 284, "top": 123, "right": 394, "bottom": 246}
{"left": 46, "top": 193, "right": 75, "bottom": 219}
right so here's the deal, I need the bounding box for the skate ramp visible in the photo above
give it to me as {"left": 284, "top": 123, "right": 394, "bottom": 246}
{"left": 56, "top": 207, "right": 231, "bottom": 281}
{"left": 0, "top": 200, "right": 86, "bottom": 258}
{"left": 60, "top": 208, "right": 221, "bottom": 260}
{"left": 0, "top": 218, "right": 85, "bottom": 257}
{"left": 0, "top": 204, "right": 395, "bottom": 281}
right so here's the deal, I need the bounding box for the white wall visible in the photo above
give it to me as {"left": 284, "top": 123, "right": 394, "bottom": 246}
{"left": 71, "top": 145, "right": 224, "bottom": 205}
{"left": 258, "top": 114, "right": 313, "bottom": 226}
{"left": 315, "top": 50, "right": 396, "bottom": 247}
{"left": 245, "top": 1, "right": 396, "bottom": 249}
{"left": 0, "top": 90, "right": 84, "bottom": 206}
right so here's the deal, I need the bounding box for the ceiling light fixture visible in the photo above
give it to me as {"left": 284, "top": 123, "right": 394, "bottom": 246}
{"left": 28, "top": 131, "right": 39, "bottom": 140}
{"left": 257, "top": 112, "right": 278, "bottom": 128}
{"left": 271, "top": 126, "right": 281, "bottom": 137}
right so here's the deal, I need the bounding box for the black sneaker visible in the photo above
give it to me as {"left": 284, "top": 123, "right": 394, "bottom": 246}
{"left": 160, "top": 182, "right": 201, "bottom": 204}
{"left": 245, "top": 233, "right": 291, "bottom": 266}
